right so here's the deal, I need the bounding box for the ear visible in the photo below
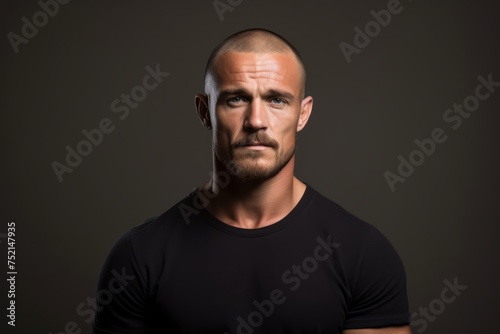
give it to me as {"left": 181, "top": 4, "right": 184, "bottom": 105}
{"left": 195, "top": 93, "right": 211, "bottom": 129}
{"left": 297, "top": 96, "right": 313, "bottom": 132}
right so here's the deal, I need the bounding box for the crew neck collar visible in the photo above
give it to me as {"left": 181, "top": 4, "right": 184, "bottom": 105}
{"left": 195, "top": 184, "right": 314, "bottom": 238}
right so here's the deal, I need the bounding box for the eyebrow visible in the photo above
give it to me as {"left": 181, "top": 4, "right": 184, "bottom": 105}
{"left": 218, "top": 88, "right": 295, "bottom": 102}
{"left": 218, "top": 89, "right": 248, "bottom": 101}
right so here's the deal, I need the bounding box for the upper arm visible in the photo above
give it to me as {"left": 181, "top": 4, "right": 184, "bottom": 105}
{"left": 92, "top": 231, "right": 149, "bottom": 334}
{"left": 343, "top": 325, "right": 412, "bottom": 334}
{"left": 343, "top": 225, "right": 410, "bottom": 330}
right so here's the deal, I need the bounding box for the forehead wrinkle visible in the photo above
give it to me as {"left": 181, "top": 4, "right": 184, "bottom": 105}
{"left": 226, "top": 59, "right": 289, "bottom": 82}
{"left": 219, "top": 71, "right": 287, "bottom": 91}
{"left": 231, "top": 70, "right": 284, "bottom": 82}
{"left": 221, "top": 68, "right": 286, "bottom": 88}
{"left": 241, "top": 64, "right": 283, "bottom": 77}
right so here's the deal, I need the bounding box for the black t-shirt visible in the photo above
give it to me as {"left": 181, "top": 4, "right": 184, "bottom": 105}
{"left": 92, "top": 185, "right": 410, "bottom": 333}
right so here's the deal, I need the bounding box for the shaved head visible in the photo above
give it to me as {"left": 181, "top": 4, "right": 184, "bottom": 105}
{"left": 195, "top": 28, "right": 314, "bottom": 184}
{"left": 204, "top": 28, "right": 306, "bottom": 97}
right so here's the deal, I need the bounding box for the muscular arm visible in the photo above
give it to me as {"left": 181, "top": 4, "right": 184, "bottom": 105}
{"left": 342, "top": 223, "right": 411, "bottom": 332}
{"left": 93, "top": 231, "right": 149, "bottom": 333}
{"left": 343, "top": 325, "right": 412, "bottom": 334}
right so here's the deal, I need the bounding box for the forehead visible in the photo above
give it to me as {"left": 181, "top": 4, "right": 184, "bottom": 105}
{"left": 210, "top": 51, "right": 302, "bottom": 92}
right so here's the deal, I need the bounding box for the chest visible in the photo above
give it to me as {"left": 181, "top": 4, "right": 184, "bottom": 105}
{"left": 148, "top": 235, "right": 350, "bottom": 333}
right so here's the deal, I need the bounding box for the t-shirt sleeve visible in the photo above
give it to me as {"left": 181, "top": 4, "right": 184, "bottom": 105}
{"left": 92, "top": 231, "right": 149, "bottom": 334}
{"left": 343, "top": 225, "right": 410, "bottom": 329}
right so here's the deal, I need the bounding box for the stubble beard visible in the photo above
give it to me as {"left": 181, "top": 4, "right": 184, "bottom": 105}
{"left": 215, "top": 145, "right": 295, "bottom": 183}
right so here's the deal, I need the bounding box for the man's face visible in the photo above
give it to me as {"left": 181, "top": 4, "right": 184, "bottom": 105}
{"left": 203, "top": 51, "right": 312, "bottom": 182}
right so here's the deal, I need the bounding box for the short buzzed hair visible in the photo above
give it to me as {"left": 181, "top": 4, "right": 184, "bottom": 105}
{"left": 204, "top": 28, "right": 306, "bottom": 96}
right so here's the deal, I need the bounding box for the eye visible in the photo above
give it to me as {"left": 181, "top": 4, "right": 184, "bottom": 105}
{"left": 270, "top": 98, "right": 287, "bottom": 105}
{"left": 227, "top": 96, "right": 247, "bottom": 106}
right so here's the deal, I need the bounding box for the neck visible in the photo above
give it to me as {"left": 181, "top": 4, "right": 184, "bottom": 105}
{"left": 200, "top": 155, "right": 306, "bottom": 229}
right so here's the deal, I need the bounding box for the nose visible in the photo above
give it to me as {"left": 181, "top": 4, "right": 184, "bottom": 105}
{"left": 244, "top": 99, "right": 268, "bottom": 131}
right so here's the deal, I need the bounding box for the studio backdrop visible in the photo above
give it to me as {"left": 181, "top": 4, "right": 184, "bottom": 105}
{"left": 2, "top": 0, "right": 499, "bottom": 333}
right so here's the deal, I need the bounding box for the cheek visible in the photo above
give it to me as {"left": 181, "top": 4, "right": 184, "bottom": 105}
{"left": 213, "top": 121, "right": 236, "bottom": 148}
{"left": 276, "top": 120, "right": 298, "bottom": 147}
{"left": 214, "top": 111, "right": 244, "bottom": 142}
{"left": 281, "top": 132, "right": 297, "bottom": 152}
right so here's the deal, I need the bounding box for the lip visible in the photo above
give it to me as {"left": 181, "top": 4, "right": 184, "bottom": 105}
{"left": 240, "top": 144, "right": 270, "bottom": 150}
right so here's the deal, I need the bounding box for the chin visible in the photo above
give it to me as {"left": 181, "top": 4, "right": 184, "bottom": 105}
{"left": 225, "top": 159, "right": 284, "bottom": 182}
{"left": 216, "top": 147, "right": 295, "bottom": 182}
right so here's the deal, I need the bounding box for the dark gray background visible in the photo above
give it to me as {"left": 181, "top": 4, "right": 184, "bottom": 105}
{"left": 2, "top": 0, "right": 499, "bottom": 333}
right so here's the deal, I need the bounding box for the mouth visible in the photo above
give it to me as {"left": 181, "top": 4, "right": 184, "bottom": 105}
{"left": 239, "top": 142, "right": 272, "bottom": 150}
{"left": 234, "top": 134, "right": 277, "bottom": 151}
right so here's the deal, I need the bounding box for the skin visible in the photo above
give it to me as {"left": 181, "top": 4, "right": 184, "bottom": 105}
{"left": 343, "top": 327, "right": 412, "bottom": 334}
{"left": 196, "top": 51, "right": 312, "bottom": 229}
{"left": 195, "top": 49, "right": 411, "bottom": 334}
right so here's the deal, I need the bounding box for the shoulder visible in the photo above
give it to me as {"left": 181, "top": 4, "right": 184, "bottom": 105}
{"left": 305, "top": 185, "right": 404, "bottom": 270}
{"left": 305, "top": 187, "right": 410, "bottom": 326}
{"left": 106, "top": 191, "right": 200, "bottom": 263}
{"left": 306, "top": 185, "right": 384, "bottom": 238}
{"left": 129, "top": 191, "right": 197, "bottom": 238}
{"left": 101, "top": 191, "right": 202, "bottom": 284}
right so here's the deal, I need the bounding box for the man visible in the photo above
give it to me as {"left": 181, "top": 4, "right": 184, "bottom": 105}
{"left": 93, "top": 28, "right": 411, "bottom": 333}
